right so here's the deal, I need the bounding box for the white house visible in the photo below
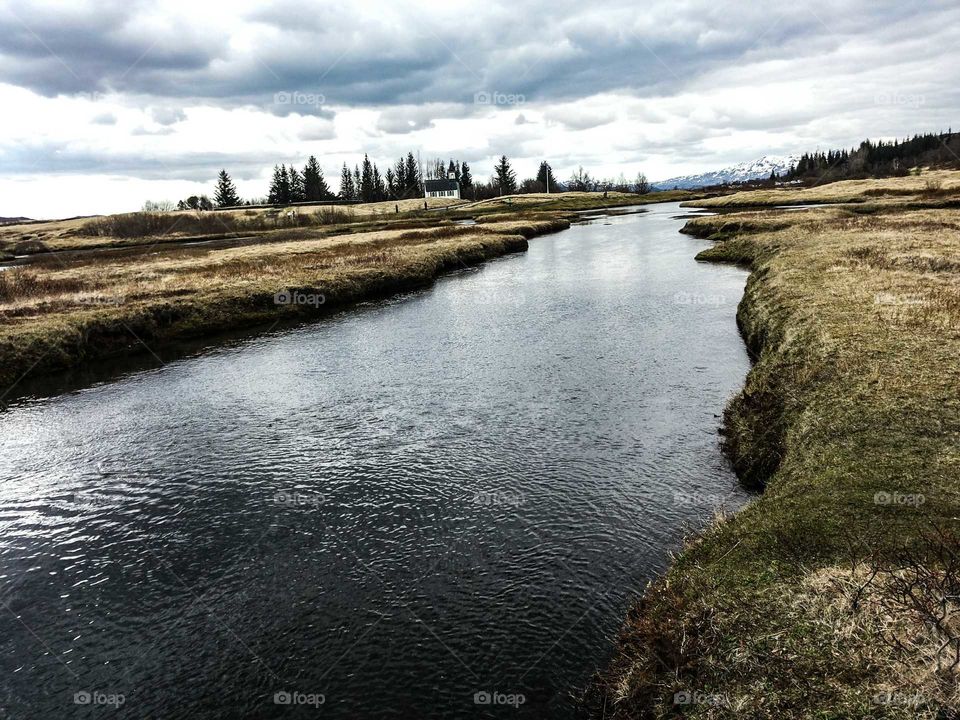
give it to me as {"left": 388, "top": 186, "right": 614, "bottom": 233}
{"left": 424, "top": 172, "right": 460, "bottom": 199}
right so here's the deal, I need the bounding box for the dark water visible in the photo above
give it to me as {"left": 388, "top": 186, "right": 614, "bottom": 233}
{"left": 0, "top": 202, "right": 751, "bottom": 719}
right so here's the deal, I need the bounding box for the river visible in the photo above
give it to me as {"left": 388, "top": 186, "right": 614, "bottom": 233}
{"left": 0, "top": 201, "right": 751, "bottom": 718}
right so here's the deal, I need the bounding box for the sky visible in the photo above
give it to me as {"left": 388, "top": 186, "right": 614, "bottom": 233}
{"left": 0, "top": 0, "right": 958, "bottom": 219}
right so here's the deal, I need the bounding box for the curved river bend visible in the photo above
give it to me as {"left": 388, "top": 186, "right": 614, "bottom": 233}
{"left": 0, "top": 202, "right": 750, "bottom": 719}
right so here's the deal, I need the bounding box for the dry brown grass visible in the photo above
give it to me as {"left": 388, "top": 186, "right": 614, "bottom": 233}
{"left": 600, "top": 194, "right": 960, "bottom": 718}
{"left": 685, "top": 169, "right": 960, "bottom": 208}
{"left": 0, "top": 216, "right": 570, "bottom": 391}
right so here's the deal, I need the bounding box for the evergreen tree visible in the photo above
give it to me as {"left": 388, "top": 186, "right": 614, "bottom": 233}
{"left": 373, "top": 164, "right": 386, "bottom": 201}
{"left": 360, "top": 154, "right": 375, "bottom": 202}
{"left": 303, "top": 156, "right": 331, "bottom": 201}
{"left": 494, "top": 155, "right": 517, "bottom": 195}
{"left": 339, "top": 163, "right": 355, "bottom": 201}
{"left": 353, "top": 166, "right": 362, "bottom": 200}
{"left": 288, "top": 167, "right": 305, "bottom": 203}
{"left": 385, "top": 168, "right": 396, "bottom": 198}
{"left": 536, "top": 161, "right": 556, "bottom": 192}
{"left": 404, "top": 152, "right": 420, "bottom": 196}
{"left": 279, "top": 164, "right": 292, "bottom": 204}
{"left": 214, "top": 169, "right": 240, "bottom": 207}
{"left": 460, "top": 162, "right": 473, "bottom": 199}
{"left": 394, "top": 157, "right": 408, "bottom": 197}
{"left": 268, "top": 165, "right": 286, "bottom": 204}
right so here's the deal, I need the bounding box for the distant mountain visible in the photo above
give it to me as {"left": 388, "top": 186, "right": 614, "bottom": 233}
{"left": 0, "top": 216, "right": 33, "bottom": 225}
{"left": 652, "top": 155, "right": 799, "bottom": 190}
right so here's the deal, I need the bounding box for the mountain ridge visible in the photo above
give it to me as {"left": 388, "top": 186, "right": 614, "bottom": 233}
{"left": 652, "top": 155, "right": 799, "bottom": 190}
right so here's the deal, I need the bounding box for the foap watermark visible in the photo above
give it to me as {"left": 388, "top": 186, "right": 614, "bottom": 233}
{"left": 273, "top": 91, "right": 327, "bottom": 109}
{"left": 874, "top": 91, "right": 924, "bottom": 109}
{"left": 673, "top": 291, "right": 726, "bottom": 306}
{"left": 77, "top": 293, "right": 126, "bottom": 307}
{"left": 74, "top": 690, "right": 125, "bottom": 708}
{"left": 274, "top": 491, "right": 325, "bottom": 509}
{"left": 472, "top": 489, "right": 525, "bottom": 508}
{"left": 874, "top": 491, "right": 925, "bottom": 507}
{"left": 872, "top": 691, "right": 924, "bottom": 708}
{"left": 874, "top": 292, "right": 927, "bottom": 306}
{"left": 473, "top": 690, "right": 526, "bottom": 708}
{"left": 673, "top": 690, "right": 729, "bottom": 708}
{"left": 275, "top": 289, "right": 326, "bottom": 308}
{"left": 473, "top": 91, "right": 525, "bottom": 107}
{"left": 273, "top": 690, "right": 325, "bottom": 707}
{"left": 77, "top": 91, "right": 107, "bottom": 104}
{"left": 673, "top": 490, "right": 727, "bottom": 507}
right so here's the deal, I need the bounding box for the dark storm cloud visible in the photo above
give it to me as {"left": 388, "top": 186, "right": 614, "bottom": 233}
{"left": 1, "top": 0, "right": 958, "bottom": 195}
{"left": 1, "top": 0, "right": 939, "bottom": 109}
{"left": 0, "top": 1, "right": 221, "bottom": 96}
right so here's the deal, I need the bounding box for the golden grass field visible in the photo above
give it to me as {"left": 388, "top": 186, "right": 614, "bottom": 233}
{"left": 0, "top": 214, "right": 573, "bottom": 395}
{"left": 599, "top": 173, "right": 960, "bottom": 718}
{"left": 0, "top": 197, "right": 463, "bottom": 254}
{"left": 686, "top": 168, "right": 960, "bottom": 208}
{"left": 3, "top": 187, "right": 702, "bottom": 393}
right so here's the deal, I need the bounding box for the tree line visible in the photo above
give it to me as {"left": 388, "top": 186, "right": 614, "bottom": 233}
{"left": 784, "top": 130, "right": 959, "bottom": 182}
{"left": 174, "top": 153, "right": 650, "bottom": 210}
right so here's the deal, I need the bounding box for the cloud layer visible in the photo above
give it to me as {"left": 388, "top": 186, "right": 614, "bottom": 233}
{"left": 0, "top": 0, "right": 957, "bottom": 217}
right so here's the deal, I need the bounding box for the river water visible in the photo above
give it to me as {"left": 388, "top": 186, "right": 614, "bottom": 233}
{"left": 0, "top": 202, "right": 751, "bottom": 718}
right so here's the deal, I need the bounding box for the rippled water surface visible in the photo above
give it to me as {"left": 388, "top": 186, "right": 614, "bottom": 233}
{"left": 0, "top": 202, "right": 751, "bottom": 718}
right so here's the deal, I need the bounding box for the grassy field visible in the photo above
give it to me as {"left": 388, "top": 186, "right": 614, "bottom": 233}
{"left": 685, "top": 168, "right": 960, "bottom": 208}
{"left": 0, "top": 217, "right": 571, "bottom": 397}
{"left": 0, "top": 189, "right": 711, "bottom": 257}
{"left": 0, "top": 197, "right": 464, "bottom": 255}
{"left": 599, "top": 177, "right": 960, "bottom": 718}
{"left": 3, "top": 188, "right": 705, "bottom": 394}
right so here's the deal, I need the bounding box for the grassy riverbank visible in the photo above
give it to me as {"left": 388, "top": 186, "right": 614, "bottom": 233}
{"left": 0, "top": 190, "right": 703, "bottom": 256}
{"left": 685, "top": 168, "right": 960, "bottom": 209}
{"left": 600, "top": 178, "right": 960, "bottom": 717}
{"left": 0, "top": 188, "right": 715, "bottom": 395}
{"left": 0, "top": 217, "right": 568, "bottom": 397}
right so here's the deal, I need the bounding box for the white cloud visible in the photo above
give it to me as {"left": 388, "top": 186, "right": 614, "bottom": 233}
{"left": 0, "top": 0, "right": 957, "bottom": 217}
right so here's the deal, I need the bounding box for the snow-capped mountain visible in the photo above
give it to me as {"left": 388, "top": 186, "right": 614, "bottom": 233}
{"left": 652, "top": 155, "right": 800, "bottom": 190}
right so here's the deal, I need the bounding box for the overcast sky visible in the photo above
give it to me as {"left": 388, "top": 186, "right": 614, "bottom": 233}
{"left": 1, "top": 0, "right": 958, "bottom": 218}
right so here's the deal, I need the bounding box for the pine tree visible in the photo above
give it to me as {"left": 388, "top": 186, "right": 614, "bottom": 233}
{"left": 288, "top": 167, "right": 305, "bottom": 203}
{"left": 373, "top": 164, "right": 386, "bottom": 201}
{"left": 278, "top": 164, "right": 292, "bottom": 204}
{"left": 303, "top": 156, "right": 330, "bottom": 201}
{"left": 385, "top": 168, "right": 396, "bottom": 198}
{"left": 339, "top": 163, "right": 355, "bottom": 201}
{"left": 494, "top": 155, "right": 517, "bottom": 195}
{"left": 360, "top": 154, "right": 375, "bottom": 202}
{"left": 536, "top": 162, "right": 556, "bottom": 192}
{"left": 404, "top": 152, "right": 420, "bottom": 196}
{"left": 394, "top": 157, "right": 408, "bottom": 197}
{"left": 353, "top": 166, "right": 361, "bottom": 200}
{"left": 460, "top": 162, "right": 473, "bottom": 199}
{"left": 268, "top": 165, "right": 285, "bottom": 204}
{"left": 214, "top": 169, "right": 240, "bottom": 207}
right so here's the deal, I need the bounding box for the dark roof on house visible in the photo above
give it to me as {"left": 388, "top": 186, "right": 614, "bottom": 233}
{"left": 424, "top": 178, "right": 459, "bottom": 191}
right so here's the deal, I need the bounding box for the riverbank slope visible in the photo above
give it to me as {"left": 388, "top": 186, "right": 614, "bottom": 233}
{"left": 0, "top": 217, "right": 569, "bottom": 398}
{"left": 600, "top": 177, "right": 960, "bottom": 718}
